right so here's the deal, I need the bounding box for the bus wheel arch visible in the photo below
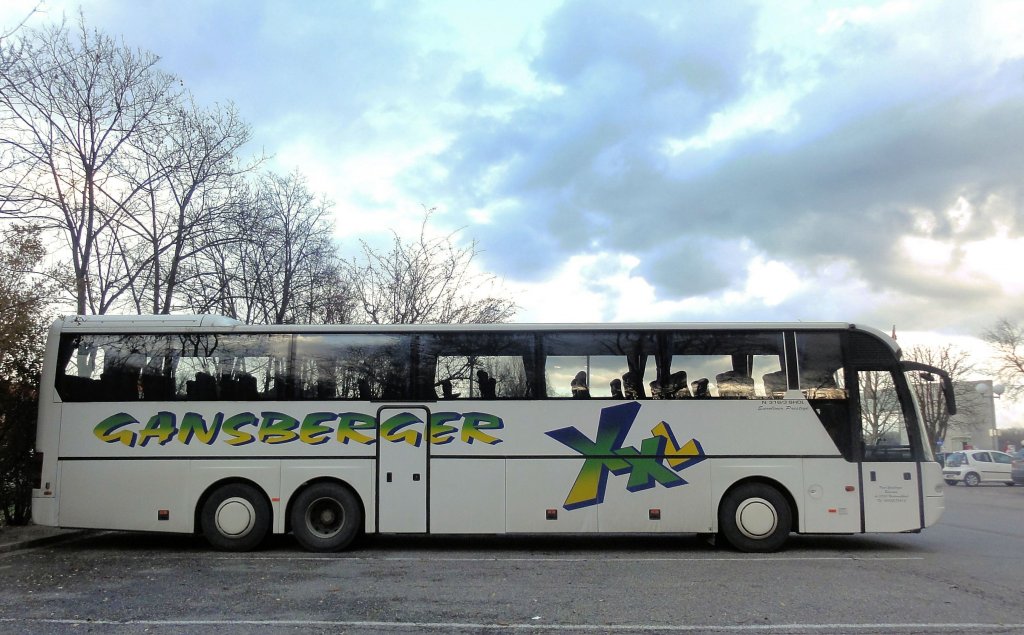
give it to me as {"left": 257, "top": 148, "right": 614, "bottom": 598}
{"left": 717, "top": 478, "right": 795, "bottom": 553}
{"left": 197, "top": 479, "right": 272, "bottom": 552}
{"left": 286, "top": 479, "right": 364, "bottom": 552}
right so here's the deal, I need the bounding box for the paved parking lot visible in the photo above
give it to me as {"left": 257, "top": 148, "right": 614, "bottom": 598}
{"left": 1, "top": 484, "right": 1022, "bottom": 634}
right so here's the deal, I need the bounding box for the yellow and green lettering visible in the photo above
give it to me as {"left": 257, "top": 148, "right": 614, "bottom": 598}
{"left": 381, "top": 412, "right": 422, "bottom": 446}
{"left": 137, "top": 411, "right": 178, "bottom": 447}
{"left": 429, "top": 412, "right": 460, "bottom": 445}
{"left": 258, "top": 412, "right": 299, "bottom": 444}
{"left": 461, "top": 412, "right": 503, "bottom": 445}
{"left": 299, "top": 412, "right": 337, "bottom": 445}
{"left": 93, "top": 412, "right": 139, "bottom": 447}
{"left": 337, "top": 412, "right": 376, "bottom": 445}
{"left": 223, "top": 412, "right": 258, "bottom": 446}
{"left": 177, "top": 412, "right": 222, "bottom": 445}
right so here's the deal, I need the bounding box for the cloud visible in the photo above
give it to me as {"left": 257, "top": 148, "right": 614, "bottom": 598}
{"left": 422, "top": 1, "right": 1024, "bottom": 332}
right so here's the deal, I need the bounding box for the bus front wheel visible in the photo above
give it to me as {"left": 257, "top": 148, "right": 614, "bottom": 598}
{"left": 200, "top": 483, "right": 271, "bottom": 551}
{"left": 718, "top": 483, "right": 791, "bottom": 553}
{"left": 290, "top": 482, "right": 361, "bottom": 552}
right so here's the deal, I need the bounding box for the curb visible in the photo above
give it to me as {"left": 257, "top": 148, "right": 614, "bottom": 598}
{"left": 0, "top": 530, "right": 94, "bottom": 554}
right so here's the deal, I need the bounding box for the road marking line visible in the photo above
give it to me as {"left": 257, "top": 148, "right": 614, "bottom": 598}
{"left": 209, "top": 555, "right": 925, "bottom": 562}
{"left": 0, "top": 618, "right": 1019, "bottom": 632}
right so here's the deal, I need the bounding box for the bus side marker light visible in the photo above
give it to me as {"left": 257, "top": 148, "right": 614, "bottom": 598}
{"left": 546, "top": 509, "right": 557, "bottom": 520}
{"left": 649, "top": 509, "right": 661, "bottom": 520}
{"left": 845, "top": 485, "right": 855, "bottom": 492}
{"left": 158, "top": 510, "right": 169, "bottom": 521}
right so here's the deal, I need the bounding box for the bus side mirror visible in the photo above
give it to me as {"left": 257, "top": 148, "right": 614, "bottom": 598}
{"left": 941, "top": 376, "right": 957, "bottom": 415}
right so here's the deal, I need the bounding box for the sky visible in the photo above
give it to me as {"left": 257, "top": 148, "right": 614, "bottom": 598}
{"left": 3, "top": 1, "right": 1023, "bottom": 426}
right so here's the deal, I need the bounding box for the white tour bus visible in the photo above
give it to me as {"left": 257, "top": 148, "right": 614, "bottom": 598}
{"left": 31, "top": 316, "right": 956, "bottom": 553}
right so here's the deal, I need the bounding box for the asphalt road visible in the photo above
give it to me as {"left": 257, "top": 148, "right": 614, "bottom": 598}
{"left": 1, "top": 483, "right": 1022, "bottom": 634}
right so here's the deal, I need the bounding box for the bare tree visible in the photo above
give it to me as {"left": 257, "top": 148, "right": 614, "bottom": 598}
{"left": 0, "top": 16, "right": 178, "bottom": 314}
{"left": 982, "top": 318, "right": 1024, "bottom": 398}
{"left": 182, "top": 171, "right": 349, "bottom": 325}
{"left": 905, "top": 344, "right": 977, "bottom": 448}
{"left": 346, "top": 210, "right": 517, "bottom": 325}
{"left": 0, "top": 4, "right": 41, "bottom": 42}
{"left": 118, "top": 98, "right": 257, "bottom": 314}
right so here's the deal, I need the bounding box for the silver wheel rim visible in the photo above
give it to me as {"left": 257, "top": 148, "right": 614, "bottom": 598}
{"left": 215, "top": 497, "right": 257, "bottom": 538}
{"left": 305, "top": 497, "right": 345, "bottom": 539}
{"left": 735, "top": 497, "right": 778, "bottom": 540}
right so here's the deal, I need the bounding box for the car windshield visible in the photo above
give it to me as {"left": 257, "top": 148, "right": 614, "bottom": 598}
{"left": 945, "top": 452, "right": 966, "bottom": 467}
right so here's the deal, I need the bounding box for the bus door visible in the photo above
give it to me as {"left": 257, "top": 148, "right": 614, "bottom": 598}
{"left": 377, "top": 406, "right": 430, "bottom": 533}
{"left": 856, "top": 370, "right": 923, "bottom": 532}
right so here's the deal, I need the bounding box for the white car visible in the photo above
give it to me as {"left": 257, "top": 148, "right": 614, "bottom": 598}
{"left": 943, "top": 450, "right": 1016, "bottom": 487}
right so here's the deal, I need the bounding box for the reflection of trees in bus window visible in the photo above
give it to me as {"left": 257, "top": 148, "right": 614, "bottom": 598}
{"left": 294, "top": 333, "right": 411, "bottom": 400}
{"left": 424, "top": 332, "right": 533, "bottom": 400}
{"left": 858, "top": 370, "right": 903, "bottom": 446}
{"left": 170, "top": 334, "right": 291, "bottom": 401}
{"left": 432, "top": 355, "right": 529, "bottom": 399}
{"left": 56, "top": 334, "right": 171, "bottom": 402}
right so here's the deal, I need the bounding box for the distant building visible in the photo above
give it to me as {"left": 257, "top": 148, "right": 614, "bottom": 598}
{"left": 943, "top": 379, "right": 998, "bottom": 451}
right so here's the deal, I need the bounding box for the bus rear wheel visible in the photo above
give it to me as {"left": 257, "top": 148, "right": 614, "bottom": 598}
{"left": 718, "top": 483, "right": 791, "bottom": 553}
{"left": 200, "top": 483, "right": 270, "bottom": 552}
{"left": 290, "top": 482, "right": 361, "bottom": 552}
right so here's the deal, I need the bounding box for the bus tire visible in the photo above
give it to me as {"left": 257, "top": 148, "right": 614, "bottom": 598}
{"left": 718, "top": 483, "right": 791, "bottom": 553}
{"left": 200, "top": 483, "right": 270, "bottom": 552}
{"left": 963, "top": 472, "right": 981, "bottom": 487}
{"left": 290, "top": 482, "right": 361, "bottom": 552}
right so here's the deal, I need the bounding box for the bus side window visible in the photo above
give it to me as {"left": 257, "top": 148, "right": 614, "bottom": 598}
{"left": 98, "top": 335, "right": 168, "bottom": 402}
{"left": 667, "top": 332, "right": 784, "bottom": 400}
{"left": 56, "top": 336, "right": 99, "bottom": 401}
{"left": 425, "top": 332, "right": 533, "bottom": 401}
{"left": 795, "top": 332, "right": 853, "bottom": 459}
{"left": 542, "top": 331, "right": 656, "bottom": 399}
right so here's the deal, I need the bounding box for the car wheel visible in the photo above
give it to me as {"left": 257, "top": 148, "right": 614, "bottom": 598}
{"left": 290, "top": 482, "right": 361, "bottom": 552}
{"left": 963, "top": 472, "right": 981, "bottom": 487}
{"left": 718, "top": 483, "right": 791, "bottom": 553}
{"left": 944, "top": 479, "right": 958, "bottom": 486}
{"left": 200, "top": 483, "right": 271, "bottom": 551}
